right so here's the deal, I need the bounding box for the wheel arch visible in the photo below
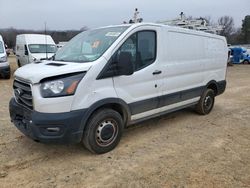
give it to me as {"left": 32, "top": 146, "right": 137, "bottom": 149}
{"left": 206, "top": 80, "right": 218, "bottom": 96}
{"left": 80, "top": 98, "right": 131, "bottom": 132}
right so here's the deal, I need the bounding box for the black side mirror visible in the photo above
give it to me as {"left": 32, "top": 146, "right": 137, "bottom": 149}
{"left": 24, "top": 45, "right": 29, "bottom": 55}
{"left": 96, "top": 51, "right": 134, "bottom": 79}
{"left": 117, "top": 51, "right": 134, "bottom": 76}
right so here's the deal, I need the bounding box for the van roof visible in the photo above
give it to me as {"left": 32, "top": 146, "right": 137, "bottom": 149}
{"left": 97, "top": 22, "right": 225, "bottom": 40}
{"left": 16, "top": 34, "right": 55, "bottom": 45}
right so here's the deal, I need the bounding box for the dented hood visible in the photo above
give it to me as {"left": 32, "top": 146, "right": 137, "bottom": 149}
{"left": 14, "top": 61, "right": 92, "bottom": 84}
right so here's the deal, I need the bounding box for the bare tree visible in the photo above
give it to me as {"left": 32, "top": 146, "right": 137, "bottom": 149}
{"left": 0, "top": 28, "right": 82, "bottom": 48}
{"left": 218, "top": 16, "right": 235, "bottom": 38}
{"left": 204, "top": 16, "right": 212, "bottom": 25}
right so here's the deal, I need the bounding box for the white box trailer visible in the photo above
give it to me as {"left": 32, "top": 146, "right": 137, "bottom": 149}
{"left": 16, "top": 34, "right": 57, "bottom": 67}
{"left": 10, "top": 23, "right": 228, "bottom": 154}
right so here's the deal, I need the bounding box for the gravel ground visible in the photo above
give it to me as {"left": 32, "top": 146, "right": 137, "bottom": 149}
{"left": 0, "top": 56, "right": 250, "bottom": 188}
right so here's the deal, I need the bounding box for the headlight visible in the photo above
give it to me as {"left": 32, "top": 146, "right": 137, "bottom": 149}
{"left": 32, "top": 56, "right": 37, "bottom": 62}
{"left": 29, "top": 56, "right": 37, "bottom": 63}
{"left": 0, "top": 55, "right": 7, "bottom": 63}
{"left": 40, "top": 72, "right": 86, "bottom": 98}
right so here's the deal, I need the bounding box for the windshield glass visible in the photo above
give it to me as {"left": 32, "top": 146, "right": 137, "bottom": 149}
{"left": 0, "top": 41, "right": 4, "bottom": 53}
{"left": 28, "top": 44, "right": 57, "bottom": 53}
{"left": 54, "top": 26, "right": 129, "bottom": 63}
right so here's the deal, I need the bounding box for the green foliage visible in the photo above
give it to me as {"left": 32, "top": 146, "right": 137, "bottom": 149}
{"left": 241, "top": 15, "right": 250, "bottom": 44}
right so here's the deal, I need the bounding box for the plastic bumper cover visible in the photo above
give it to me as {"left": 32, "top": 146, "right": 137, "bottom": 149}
{"left": 9, "top": 98, "right": 86, "bottom": 144}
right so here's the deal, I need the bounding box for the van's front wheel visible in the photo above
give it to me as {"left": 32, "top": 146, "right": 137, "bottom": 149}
{"left": 195, "top": 89, "right": 215, "bottom": 115}
{"left": 82, "top": 108, "right": 123, "bottom": 154}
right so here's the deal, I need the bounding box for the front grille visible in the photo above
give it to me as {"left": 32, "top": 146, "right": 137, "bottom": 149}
{"left": 13, "top": 79, "right": 33, "bottom": 110}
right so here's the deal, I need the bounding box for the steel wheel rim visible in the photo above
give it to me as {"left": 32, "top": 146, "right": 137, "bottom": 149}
{"left": 204, "top": 95, "right": 212, "bottom": 110}
{"left": 95, "top": 119, "right": 118, "bottom": 147}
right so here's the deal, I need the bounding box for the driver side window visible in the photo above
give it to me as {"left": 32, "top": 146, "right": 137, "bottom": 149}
{"left": 117, "top": 30, "right": 156, "bottom": 71}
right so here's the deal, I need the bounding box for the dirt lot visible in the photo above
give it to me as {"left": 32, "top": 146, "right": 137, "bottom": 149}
{"left": 0, "top": 56, "right": 250, "bottom": 188}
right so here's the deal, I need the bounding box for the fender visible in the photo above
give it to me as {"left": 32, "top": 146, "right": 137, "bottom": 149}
{"left": 205, "top": 80, "right": 226, "bottom": 96}
{"left": 79, "top": 98, "right": 131, "bottom": 131}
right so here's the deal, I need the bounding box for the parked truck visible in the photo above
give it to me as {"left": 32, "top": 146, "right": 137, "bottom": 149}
{"left": 230, "top": 47, "right": 250, "bottom": 64}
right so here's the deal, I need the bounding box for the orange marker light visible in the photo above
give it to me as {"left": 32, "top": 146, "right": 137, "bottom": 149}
{"left": 66, "top": 81, "right": 79, "bottom": 94}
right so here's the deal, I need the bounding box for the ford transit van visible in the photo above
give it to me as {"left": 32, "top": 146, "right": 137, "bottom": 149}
{"left": 16, "top": 34, "right": 57, "bottom": 67}
{"left": 0, "top": 35, "right": 10, "bottom": 79}
{"left": 9, "top": 23, "right": 227, "bottom": 153}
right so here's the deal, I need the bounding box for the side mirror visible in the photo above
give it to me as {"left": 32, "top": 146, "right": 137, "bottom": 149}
{"left": 117, "top": 52, "right": 134, "bottom": 76}
{"left": 25, "top": 50, "right": 29, "bottom": 55}
{"left": 96, "top": 51, "right": 134, "bottom": 79}
{"left": 24, "top": 45, "right": 29, "bottom": 55}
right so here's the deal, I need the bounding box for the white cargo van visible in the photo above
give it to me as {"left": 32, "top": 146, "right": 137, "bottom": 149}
{"left": 16, "top": 34, "right": 57, "bottom": 67}
{"left": 0, "top": 35, "right": 10, "bottom": 79}
{"left": 9, "top": 23, "right": 227, "bottom": 154}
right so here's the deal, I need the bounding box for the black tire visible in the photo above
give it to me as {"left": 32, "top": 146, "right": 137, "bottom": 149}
{"left": 82, "top": 108, "right": 124, "bottom": 154}
{"left": 195, "top": 89, "right": 215, "bottom": 115}
{"left": 4, "top": 72, "right": 10, "bottom": 79}
{"left": 243, "top": 60, "right": 249, "bottom": 64}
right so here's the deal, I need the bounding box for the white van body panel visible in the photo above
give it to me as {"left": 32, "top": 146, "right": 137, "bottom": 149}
{"left": 16, "top": 34, "right": 56, "bottom": 67}
{"left": 162, "top": 28, "right": 227, "bottom": 94}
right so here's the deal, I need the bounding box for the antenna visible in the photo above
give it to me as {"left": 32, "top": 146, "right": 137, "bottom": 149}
{"left": 129, "top": 8, "right": 143, "bottom": 24}
{"left": 133, "top": 8, "right": 139, "bottom": 23}
{"left": 45, "top": 22, "right": 48, "bottom": 60}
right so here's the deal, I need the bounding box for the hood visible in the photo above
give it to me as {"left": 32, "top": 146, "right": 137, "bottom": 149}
{"left": 14, "top": 61, "right": 92, "bottom": 84}
{"left": 31, "top": 53, "right": 54, "bottom": 60}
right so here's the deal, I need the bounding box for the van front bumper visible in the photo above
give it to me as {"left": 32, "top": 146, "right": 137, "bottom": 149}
{"left": 9, "top": 98, "right": 86, "bottom": 144}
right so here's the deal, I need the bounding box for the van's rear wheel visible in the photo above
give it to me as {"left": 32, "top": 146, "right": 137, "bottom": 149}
{"left": 195, "top": 89, "right": 215, "bottom": 115}
{"left": 82, "top": 108, "right": 123, "bottom": 154}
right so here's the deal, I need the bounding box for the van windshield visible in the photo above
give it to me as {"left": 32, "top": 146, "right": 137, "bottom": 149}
{"left": 0, "top": 41, "right": 4, "bottom": 53}
{"left": 54, "top": 26, "right": 129, "bottom": 63}
{"left": 28, "top": 44, "right": 57, "bottom": 53}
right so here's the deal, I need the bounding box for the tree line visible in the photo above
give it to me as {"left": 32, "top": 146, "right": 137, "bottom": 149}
{"left": 218, "top": 15, "right": 250, "bottom": 45}
{"left": 0, "top": 27, "right": 85, "bottom": 48}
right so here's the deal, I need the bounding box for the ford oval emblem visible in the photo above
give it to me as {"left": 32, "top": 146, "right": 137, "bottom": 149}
{"left": 14, "top": 88, "right": 23, "bottom": 97}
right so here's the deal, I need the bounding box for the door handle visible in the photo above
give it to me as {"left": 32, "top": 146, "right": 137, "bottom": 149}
{"left": 152, "top": 70, "right": 162, "bottom": 75}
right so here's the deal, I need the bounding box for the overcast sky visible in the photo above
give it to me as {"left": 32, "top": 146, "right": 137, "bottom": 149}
{"left": 0, "top": 0, "right": 249, "bottom": 30}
